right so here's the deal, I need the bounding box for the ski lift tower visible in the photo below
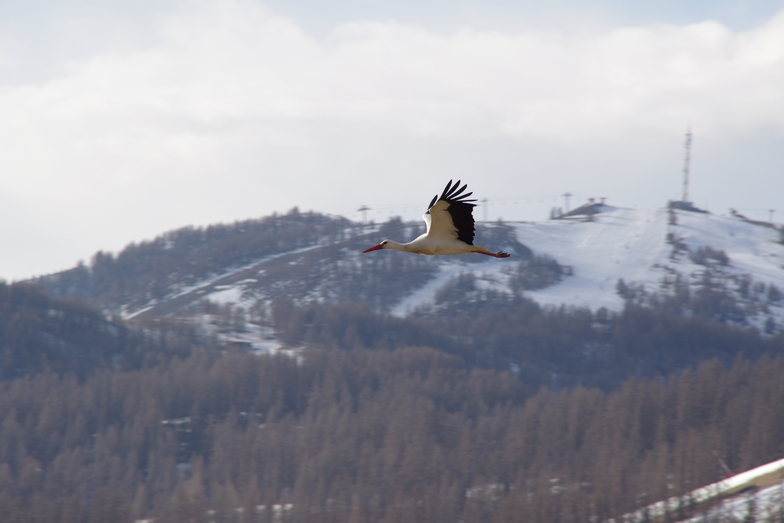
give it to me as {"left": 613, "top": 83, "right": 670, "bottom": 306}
{"left": 357, "top": 205, "right": 370, "bottom": 225}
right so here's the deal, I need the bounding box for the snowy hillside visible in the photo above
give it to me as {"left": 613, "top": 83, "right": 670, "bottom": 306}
{"left": 518, "top": 206, "right": 671, "bottom": 310}
{"left": 396, "top": 205, "right": 784, "bottom": 328}
{"left": 525, "top": 207, "right": 784, "bottom": 311}
{"left": 618, "top": 457, "right": 784, "bottom": 523}
{"left": 34, "top": 204, "right": 784, "bottom": 350}
{"left": 138, "top": 206, "right": 784, "bottom": 328}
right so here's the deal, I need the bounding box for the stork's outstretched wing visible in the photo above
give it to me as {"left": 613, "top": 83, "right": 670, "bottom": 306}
{"left": 423, "top": 179, "right": 477, "bottom": 245}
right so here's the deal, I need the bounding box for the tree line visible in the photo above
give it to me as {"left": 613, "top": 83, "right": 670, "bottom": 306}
{"left": 1, "top": 281, "right": 784, "bottom": 522}
{"left": 0, "top": 344, "right": 782, "bottom": 522}
{"left": 0, "top": 282, "right": 198, "bottom": 380}
{"left": 271, "top": 296, "right": 784, "bottom": 391}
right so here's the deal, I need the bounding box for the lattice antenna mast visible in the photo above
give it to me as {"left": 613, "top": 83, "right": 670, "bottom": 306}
{"left": 682, "top": 128, "right": 692, "bottom": 202}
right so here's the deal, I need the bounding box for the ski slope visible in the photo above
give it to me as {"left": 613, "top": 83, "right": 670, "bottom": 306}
{"left": 519, "top": 206, "right": 671, "bottom": 310}
{"left": 520, "top": 206, "right": 784, "bottom": 311}
{"left": 392, "top": 205, "right": 784, "bottom": 323}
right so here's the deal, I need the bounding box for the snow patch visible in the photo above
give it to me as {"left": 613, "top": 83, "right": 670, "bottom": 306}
{"left": 391, "top": 258, "right": 512, "bottom": 317}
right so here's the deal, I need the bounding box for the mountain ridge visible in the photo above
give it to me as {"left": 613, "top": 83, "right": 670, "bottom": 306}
{"left": 32, "top": 203, "right": 784, "bottom": 338}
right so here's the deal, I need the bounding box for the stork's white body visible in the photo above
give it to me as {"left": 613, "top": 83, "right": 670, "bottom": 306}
{"left": 362, "top": 181, "right": 510, "bottom": 258}
{"left": 378, "top": 238, "right": 498, "bottom": 256}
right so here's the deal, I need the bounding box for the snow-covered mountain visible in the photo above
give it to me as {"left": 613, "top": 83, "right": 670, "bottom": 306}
{"left": 522, "top": 206, "right": 784, "bottom": 312}
{"left": 35, "top": 204, "right": 784, "bottom": 350}
{"left": 395, "top": 204, "right": 784, "bottom": 326}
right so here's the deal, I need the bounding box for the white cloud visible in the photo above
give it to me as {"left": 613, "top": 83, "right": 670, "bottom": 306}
{"left": 0, "top": 0, "right": 783, "bottom": 280}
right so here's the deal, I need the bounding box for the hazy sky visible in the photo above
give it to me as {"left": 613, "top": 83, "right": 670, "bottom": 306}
{"left": 1, "top": 0, "right": 783, "bottom": 281}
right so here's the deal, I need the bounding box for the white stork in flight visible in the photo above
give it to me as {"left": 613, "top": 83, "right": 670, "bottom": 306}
{"left": 362, "top": 180, "right": 511, "bottom": 258}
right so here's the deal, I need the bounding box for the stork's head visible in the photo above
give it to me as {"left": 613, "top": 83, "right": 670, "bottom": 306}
{"left": 361, "top": 240, "right": 389, "bottom": 253}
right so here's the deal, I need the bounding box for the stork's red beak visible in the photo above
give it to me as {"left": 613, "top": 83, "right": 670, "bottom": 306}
{"left": 362, "top": 245, "right": 383, "bottom": 253}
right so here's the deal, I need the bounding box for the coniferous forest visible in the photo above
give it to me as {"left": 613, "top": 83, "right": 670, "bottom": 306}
{"left": 2, "top": 279, "right": 784, "bottom": 523}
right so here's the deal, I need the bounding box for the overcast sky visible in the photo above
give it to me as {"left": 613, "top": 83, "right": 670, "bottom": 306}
{"left": 1, "top": 0, "right": 783, "bottom": 281}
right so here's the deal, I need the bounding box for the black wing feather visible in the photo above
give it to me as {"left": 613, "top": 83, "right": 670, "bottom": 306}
{"left": 431, "top": 179, "right": 478, "bottom": 245}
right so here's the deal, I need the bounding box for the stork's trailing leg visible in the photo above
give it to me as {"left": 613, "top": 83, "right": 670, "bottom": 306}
{"left": 473, "top": 250, "right": 511, "bottom": 258}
